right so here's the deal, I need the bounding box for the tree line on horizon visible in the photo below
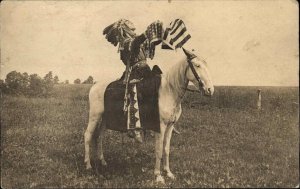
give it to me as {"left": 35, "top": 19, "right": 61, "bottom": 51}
{"left": 0, "top": 71, "right": 94, "bottom": 97}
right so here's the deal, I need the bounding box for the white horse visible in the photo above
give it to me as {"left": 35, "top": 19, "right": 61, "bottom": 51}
{"left": 84, "top": 48, "right": 214, "bottom": 183}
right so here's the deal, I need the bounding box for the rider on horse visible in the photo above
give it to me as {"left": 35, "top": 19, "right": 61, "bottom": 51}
{"left": 103, "top": 19, "right": 163, "bottom": 142}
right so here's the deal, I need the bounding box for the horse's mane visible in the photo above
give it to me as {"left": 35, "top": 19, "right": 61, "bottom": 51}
{"left": 163, "top": 58, "right": 188, "bottom": 94}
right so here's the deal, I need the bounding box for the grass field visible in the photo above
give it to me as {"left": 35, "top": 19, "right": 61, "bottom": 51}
{"left": 1, "top": 84, "right": 299, "bottom": 188}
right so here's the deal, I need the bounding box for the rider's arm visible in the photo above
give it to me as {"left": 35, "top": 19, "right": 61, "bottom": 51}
{"left": 120, "top": 33, "right": 147, "bottom": 65}
{"left": 131, "top": 33, "right": 147, "bottom": 54}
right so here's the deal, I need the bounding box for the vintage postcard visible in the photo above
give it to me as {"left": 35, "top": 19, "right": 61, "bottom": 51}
{"left": 1, "top": 0, "right": 298, "bottom": 188}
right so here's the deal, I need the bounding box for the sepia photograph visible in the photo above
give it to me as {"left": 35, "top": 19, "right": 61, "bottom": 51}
{"left": 1, "top": 0, "right": 299, "bottom": 188}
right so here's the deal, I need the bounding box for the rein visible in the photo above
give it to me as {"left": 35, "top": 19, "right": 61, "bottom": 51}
{"left": 186, "top": 87, "right": 202, "bottom": 93}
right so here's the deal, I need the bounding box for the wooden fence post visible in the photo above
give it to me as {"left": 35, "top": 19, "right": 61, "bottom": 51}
{"left": 257, "top": 89, "right": 262, "bottom": 110}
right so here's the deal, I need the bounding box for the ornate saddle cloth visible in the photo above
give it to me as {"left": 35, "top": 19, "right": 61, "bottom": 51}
{"left": 103, "top": 69, "right": 161, "bottom": 133}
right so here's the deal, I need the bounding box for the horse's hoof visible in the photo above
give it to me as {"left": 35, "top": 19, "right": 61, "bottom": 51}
{"left": 134, "top": 132, "right": 143, "bottom": 143}
{"left": 155, "top": 175, "right": 165, "bottom": 184}
{"left": 166, "top": 172, "right": 176, "bottom": 180}
{"left": 101, "top": 159, "right": 107, "bottom": 166}
{"left": 86, "top": 163, "right": 92, "bottom": 170}
{"left": 135, "top": 136, "right": 143, "bottom": 144}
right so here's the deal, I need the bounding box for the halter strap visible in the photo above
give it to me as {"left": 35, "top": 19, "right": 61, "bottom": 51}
{"left": 187, "top": 58, "right": 204, "bottom": 90}
{"left": 179, "top": 57, "right": 204, "bottom": 99}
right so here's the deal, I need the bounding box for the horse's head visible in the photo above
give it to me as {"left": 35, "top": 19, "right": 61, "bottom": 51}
{"left": 183, "top": 48, "right": 214, "bottom": 96}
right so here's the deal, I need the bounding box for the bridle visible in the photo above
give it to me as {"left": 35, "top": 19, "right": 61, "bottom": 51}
{"left": 178, "top": 47, "right": 208, "bottom": 99}
{"left": 179, "top": 57, "right": 205, "bottom": 100}
{"left": 187, "top": 57, "right": 204, "bottom": 91}
{"left": 182, "top": 48, "right": 205, "bottom": 92}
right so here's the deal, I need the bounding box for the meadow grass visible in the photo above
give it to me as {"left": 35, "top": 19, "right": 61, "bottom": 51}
{"left": 1, "top": 84, "right": 299, "bottom": 188}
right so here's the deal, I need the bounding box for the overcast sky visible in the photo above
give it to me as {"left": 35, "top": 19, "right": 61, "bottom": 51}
{"left": 1, "top": 0, "right": 298, "bottom": 86}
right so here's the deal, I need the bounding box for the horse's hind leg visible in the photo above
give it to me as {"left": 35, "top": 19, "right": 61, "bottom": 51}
{"left": 94, "top": 119, "right": 107, "bottom": 166}
{"left": 84, "top": 108, "right": 103, "bottom": 169}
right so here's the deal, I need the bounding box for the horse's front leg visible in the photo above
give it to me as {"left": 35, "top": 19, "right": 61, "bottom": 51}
{"left": 163, "top": 125, "right": 175, "bottom": 180}
{"left": 154, "top": 123, "right": 166, "bottom": 184}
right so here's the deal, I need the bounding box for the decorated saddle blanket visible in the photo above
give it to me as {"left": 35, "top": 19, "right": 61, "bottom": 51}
{"left": 103, "top": 69, "right": 161, "bottom": 133}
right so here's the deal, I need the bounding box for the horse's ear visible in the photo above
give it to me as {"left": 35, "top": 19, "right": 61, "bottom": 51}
{"left": 182, "top": 47, "right": 189, "bottom": 57}
{"left": 182, "top": 48, "right": 196, "bottom": 59}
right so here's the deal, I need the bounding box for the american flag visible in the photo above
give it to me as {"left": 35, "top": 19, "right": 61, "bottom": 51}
{"left": 162, "top": 19, "right": 191, "bottom": 50}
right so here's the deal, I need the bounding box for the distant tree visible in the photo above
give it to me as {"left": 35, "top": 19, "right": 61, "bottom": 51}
{"left": 5, "top": 71, "right": 25, "bottom": 95}
{"left": 44, "top": 71, "right": 53, "bottom": 83}
{"left": 74, "top": 78, "right": 81, "bottom": 84}
{"left": 22, "top": 72, "right": 30, "bottom": 86}
{"left": 3, "top": 71, "right": 57, "bottom": 97}
{"left": 43, "top": 71, "right": 54, "bottom": 96}
{"left": 83, "top": 76, "right": 94, "bottom": 84}
{"left": 65, "top": 80, "right": 69, "bottom": 84}
{"left": 53, "top": 75, "right": 59, "bottom": 84}
{"left": 21, "top": 72, "right": 30, "bottom": 94}
{"left": 28, "top": 74, "right": 44, "bottom": 96}
{"left": 0, "top": 79, "right": 6, "bottom": 94}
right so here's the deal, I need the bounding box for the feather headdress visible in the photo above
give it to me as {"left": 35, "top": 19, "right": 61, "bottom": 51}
{"left": 103, "top": 19, "right": 136, "bottom": 51}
